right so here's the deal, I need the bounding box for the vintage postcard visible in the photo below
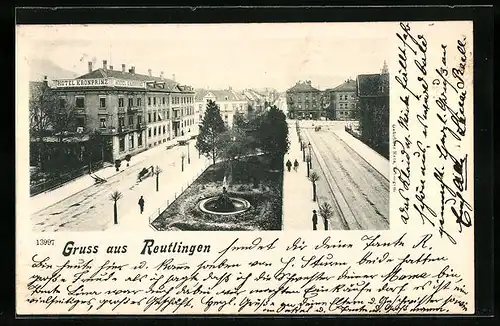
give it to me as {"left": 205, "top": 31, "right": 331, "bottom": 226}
{"left": 15, "top": 21, "right": 474, "bottom": 315}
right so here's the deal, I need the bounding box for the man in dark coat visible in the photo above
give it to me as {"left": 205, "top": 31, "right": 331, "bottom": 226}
{"left": 312, "top": 210, "right": 318, "bottom": 230}
{"left": 293, "top": 159, "right": 299, "bottom": 171}
{"left": 286, "top": 159, "right": 292, "bottom": 172}
{"left": 138, "top": 196, "right": 145, "bottom": 214}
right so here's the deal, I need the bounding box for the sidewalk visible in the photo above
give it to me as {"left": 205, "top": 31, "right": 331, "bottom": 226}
{"left": 282, "top": 123, "right": 321, "bottom": 231}
{"left": 333, "top": 129, "right": 389, "bottom": 181}
{"left": 29, "top": 138, "right": 187, "bottom": 215}
{"left": 108, "top": 152, "right": 211, "bottom": 232}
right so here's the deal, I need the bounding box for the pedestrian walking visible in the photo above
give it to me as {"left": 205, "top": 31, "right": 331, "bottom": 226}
{"left": 138, "top": 196, "right": 145, "bottom": 214}
{"left": 293, "top": 159, "right": 299, "bottom": 172}
{"left": 286, "top": 159, "right": 292, "bottom": 172}
{"left": 312, "top": 210, "right": 318, "bottom": 230}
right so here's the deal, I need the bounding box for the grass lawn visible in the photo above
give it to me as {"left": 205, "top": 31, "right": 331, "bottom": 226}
{"left": 151, "top": 155, "right": 283, "bottom": 231}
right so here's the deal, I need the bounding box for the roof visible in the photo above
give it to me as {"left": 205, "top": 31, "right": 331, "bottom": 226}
{"left": 195, "top": 89, "right": 246, "bottom": 102}
{"left": 356, "top": 73, "right": 390, "bottom": 97}
{"left": 286, "top": 81, "right": 321, "bottom": 93}
{"left": 331, "top": 79, "right": 357, "bottom": 92}
{"left": 76, "top": 68, "right": 186, "bottom": 92}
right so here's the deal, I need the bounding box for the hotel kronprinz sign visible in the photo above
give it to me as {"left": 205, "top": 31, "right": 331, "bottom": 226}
{"left": 51, "top": 78, "right": 146, "bottom": 89}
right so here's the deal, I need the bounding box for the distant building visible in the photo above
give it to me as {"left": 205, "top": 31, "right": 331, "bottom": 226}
{"left": 285, "top": 80, "right": 323, "bottom": 119}
{"left": 195, "top": 88, "right": 248, "bottom": 128}
{"left": 324, "top": 79, "right": 358, "bottom": 120}
{"left": 240, "top": 89, "right": 266, "bottom": 117}
{"left": 44, "top": 60, "right": 196, "bottom": 161}
{"left": 356, "top": 64, "right": 389, "bottom": 158}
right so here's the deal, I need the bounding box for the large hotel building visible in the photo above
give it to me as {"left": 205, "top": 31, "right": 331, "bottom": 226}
{"left": 48, "top": 60, "right": 196, "bottom": 161}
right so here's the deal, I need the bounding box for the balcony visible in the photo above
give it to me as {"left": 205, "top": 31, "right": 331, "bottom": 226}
{"left": 127, "top": 106, "right": 141, "bottom": 114}
{"left": 74, "top": 108, "right": 86, "bottom": 115}
{"left": 136, "top": 123, "right": 146, "bottom": 131}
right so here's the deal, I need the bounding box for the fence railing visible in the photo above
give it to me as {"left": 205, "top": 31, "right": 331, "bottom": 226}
{"left": 148, "top": 160, "right": 211, "bottom": 225}
{"left": 30, "top": 160, "right": 105, "bottom": 196}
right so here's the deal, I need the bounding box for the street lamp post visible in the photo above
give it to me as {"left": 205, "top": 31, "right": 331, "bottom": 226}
{"left": 181, "top": 152, "right": 186, "bottom": 172}
{"left": 306, "top": 154, "right": 311, "bottom": 178}
{"left": 302, "top": 141, "right": 306, "bottom": 162}
{"left": 187, "top": 141, "right": 191, "bottom": 164}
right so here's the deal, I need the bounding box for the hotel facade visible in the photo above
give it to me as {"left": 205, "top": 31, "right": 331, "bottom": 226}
{"left": 48, "top": 60, "right": 196, "bottom": 161}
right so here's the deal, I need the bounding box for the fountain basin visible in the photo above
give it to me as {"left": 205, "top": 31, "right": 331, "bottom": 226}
{"left": 198, "top": 196, "right": 251, "bottom": 215}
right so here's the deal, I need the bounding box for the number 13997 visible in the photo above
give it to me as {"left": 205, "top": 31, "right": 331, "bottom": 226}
{"left": 36, "top": 239, "right": 55, "bottom": 246}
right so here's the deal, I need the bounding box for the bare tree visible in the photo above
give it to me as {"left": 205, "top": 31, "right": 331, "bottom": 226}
{"left": 153, "top": 165, "right": 163, "bottom": 192}
{"left": 319, "top": 202, "right": 333, "bottom": 230}
{"left": 29, "top": 82, "right": 57, "bottom": 168}
{"left": 109, "top": 191, "right": 123, "bottom": 224}
{"left": 308, "top": 171, "right": 320, "bottom": 202}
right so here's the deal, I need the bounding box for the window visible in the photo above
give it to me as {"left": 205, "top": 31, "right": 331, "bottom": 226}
{"left": 148, "top": 113, "right": 151, "bottom": 123}
{"left": 153, "top": 97, "right": 157, "bottom": 106}
{"left": 100, "top": 97, "right": 106, "bottom": 108}
{"left": 153, "top": 111, "right": 157, "bottom": 122}
{"left": 129, "top": 134, "right": 134, "bottom": 149}
{"left": 148, "top": 97, "right": 151, "bottom": 106}
{"left": 162, "top": 97, "right": 165, "bottom": 105}
{"left": 100, "top": 118, "right": 107, "bottom": 128}
{"left": 137, "top": 115, "right": 142, "bottom": 125}
{"left": 128, "top": 115, "right": 134, "bottom": 126}
{"left": 119, "top": 97, "right": 124, "bottom": 107}
{"left": 163, "top": 125, "right": 166, "bottom": 134}
{"left": 59, "top": 97, "right": 66, "bottom": 108}
{"left": 76, "top": 117, "right": 84, "bottom": 127}
{"left": 137, "top": 97, "right": 142, "bottom": 106}
{"left": 138, "top": 132, "right": 143, "bottom": 146}
{"left": 153, "top": 127, "right": 157, "bottom": 136}
{"left": 148, "top": 128, "right": 151, "bottom": 137}
{"left": 118, "top": 117, "right": 125, "bottom": 128}
{"left": 119, "top": 136, "right": 125, "bottom": 152}
{"left": 128, "top": 98, "right": 134, "bottom": 107}
{"left": 75, "top": 96, "right": 85, "bottom": 108}
{"left": 158, "top": 126, "right": 161, "bottom": 135}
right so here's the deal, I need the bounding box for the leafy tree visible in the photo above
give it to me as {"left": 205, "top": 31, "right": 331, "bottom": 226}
{"left": 218, "top": 128, "right": 257, "bottom": 184}
{"left": 109, "top": 190, "right": 123, "bottom": 224}
{"left": 195, "top": 100, "right": 227, "bottom": 165}
{"left": 255, "top": 105, "right": 289, "bottom": 169}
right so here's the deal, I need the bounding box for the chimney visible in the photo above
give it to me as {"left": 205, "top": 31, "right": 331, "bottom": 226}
{"left": 122, "top": 64, "right": 126, "bottom": 72}
{"left": 43, "top": 75, "right": 48, "bottom": 86}
{"left": 109, "top": 65, "right": 113, "bottom": 70}
{"left": 103, "top": 60, "right": 107, "bottom": 70}
{"left": 148, "top": 69, "right": 152, "bottom": 77}
{"left": 88, "top": 61, "right": 93, "bottom": 73}
{"left": 129, "top": 66, "right": 135, "bottom": 74}
{"left": 172, "top": 73, "right": 176, "bottom": 81}
{"left": 160, "top": 71, "right": 164, "bottom": 80}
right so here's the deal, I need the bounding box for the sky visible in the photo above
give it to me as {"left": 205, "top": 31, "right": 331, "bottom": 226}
{"left": 17, "top": 23, "right": 393, "bottom": 92}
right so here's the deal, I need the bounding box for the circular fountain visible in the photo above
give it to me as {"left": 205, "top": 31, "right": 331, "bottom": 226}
{"left": 199, "top": 186, "right": 251, "bottom": 216}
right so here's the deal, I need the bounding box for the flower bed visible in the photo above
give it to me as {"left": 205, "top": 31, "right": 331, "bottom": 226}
{"left": 151, "top": 155, "right": 283, "bottom": 231}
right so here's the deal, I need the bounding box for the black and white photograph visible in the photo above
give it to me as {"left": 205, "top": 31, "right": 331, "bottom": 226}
{"left": 24, "top": 23, "right": 390, "bottom": 232}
